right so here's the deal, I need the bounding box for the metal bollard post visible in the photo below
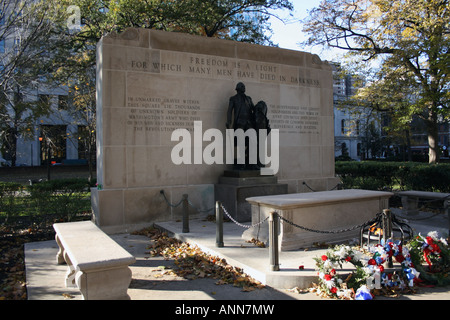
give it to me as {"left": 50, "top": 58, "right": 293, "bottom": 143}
{"left": 216, "top": 201, "right": 224, "bottom": 247}
{"left": 382, "top": 209, "right": 393, "bottom": 268}
{"left": 445, "top": 200, "right": 450, "bottom": 237}
{"left": 269, "top": 211, "right": 280, "bottom": 271}
{"left": 382, "top": 209, "right": 393, "bottom": 241}
{"left": 182, "top": 194, "right": 189, "bottom": 233}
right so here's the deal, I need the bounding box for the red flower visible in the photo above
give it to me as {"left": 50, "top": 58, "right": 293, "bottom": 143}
{"left": 368, "top": 259, "right": 376, "bottom": 265}
{"left": 395, "top": 254, "right": 405, "bottom": 263}
{"left": 324, "top": 274, "right": 332, "bottom": 281}
{"left": 330, "top": 269, "right": 336, "bottom": 276}
{"left": 379, "top": 265, "right": 384, "bottom": 273}
{"left": 298, "top": 265, "right": 304, "bottom": 270}
{"left": 345, "top": 256, "right": 352, "bottom": 262}
{"left": 431, "top": 243, "right": 441, "bottom": 253}
{"left": 321, "top": 255, "right": 328, "bottom": 261}
{"left": 330, "top": 287, "right": 337, "bottom": 294}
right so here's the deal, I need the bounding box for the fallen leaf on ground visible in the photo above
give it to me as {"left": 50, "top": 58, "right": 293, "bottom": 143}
{"left": 242, "top": 286, "right": 255, "bottom": 292}
{"left": 135, "top": 227, "right": 265, "bottom": 291}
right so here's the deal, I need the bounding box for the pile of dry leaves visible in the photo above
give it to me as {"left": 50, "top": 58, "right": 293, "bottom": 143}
{"left": 1, "top": 223, "right": 265, "bottom": 300}
{"left": 133, "top": 227, "right": 265, "bottom": 292}
{"left": 0, "top": 224, "right": 55, "bottom": 300}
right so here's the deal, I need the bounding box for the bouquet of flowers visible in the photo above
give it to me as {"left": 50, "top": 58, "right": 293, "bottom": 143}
{"left": 313, "top": 240, "right": 420, "bottom": 300}
{"left": 407, "top": 231, "right": 450, "bottom": 286}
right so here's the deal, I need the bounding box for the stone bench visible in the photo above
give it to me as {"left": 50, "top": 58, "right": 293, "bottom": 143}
{"left": 396, "top": 190, "right": 450, "bottom": 216}
{"left": 53, "top": 221, "right": 136, "bottom": 300}
{"left": 243, "top": 189, "right": 393, "bottom": 250}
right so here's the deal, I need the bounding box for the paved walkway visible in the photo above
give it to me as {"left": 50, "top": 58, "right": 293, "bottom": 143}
{"left": 25, "top": 208, "right": 450, "bottom": 300}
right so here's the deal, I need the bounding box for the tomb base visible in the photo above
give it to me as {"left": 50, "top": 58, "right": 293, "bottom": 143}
{"left": 214, "top": 170, "right": 288, "bottom": 222}
{"left": 243, "top": 189, "right": 393, "bottom": 250}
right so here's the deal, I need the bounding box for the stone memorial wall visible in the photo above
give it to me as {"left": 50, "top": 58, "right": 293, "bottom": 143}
{"left": 91, "top": 28, "right": 339, "bottom": 232}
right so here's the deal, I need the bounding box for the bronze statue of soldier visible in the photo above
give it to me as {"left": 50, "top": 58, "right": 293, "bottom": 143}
{"left": 226, "top": 82, "right": 256, "bottom": 170}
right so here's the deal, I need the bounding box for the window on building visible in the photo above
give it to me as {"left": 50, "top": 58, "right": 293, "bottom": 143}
{"left": 38, "top": 94, "right": 51, "bottom": 108}
{"left": 58, "top": 95, "right": 68, "bottom": 110}
{"left": 341, "top": 119, "right": 346, "bottom": 135}
{"left": 40, "top": 125, "right": 67, "bottom": 164}
{"left": 341, "top": 143, "right": 349, "bottom": 157}
{"left": 77, "top": 125, "right": 96, "bottom": 163}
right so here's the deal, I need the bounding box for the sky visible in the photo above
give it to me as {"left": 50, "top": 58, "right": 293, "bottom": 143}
{"left": 268, "top": 0, "right": 343, "bottom": 62}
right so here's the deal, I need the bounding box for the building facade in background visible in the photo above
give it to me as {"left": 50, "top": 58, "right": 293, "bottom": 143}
{"left": 1, "top": 85, "right": 91, "bottom": 167}
{"left": 332, "top": 62, "right": 369, "bottom": 161}
{"left": 1, "top": 57, "right": 447, "bottom": 166}
{"left": 0, "top": 1, "right": 91, "bottom": 167}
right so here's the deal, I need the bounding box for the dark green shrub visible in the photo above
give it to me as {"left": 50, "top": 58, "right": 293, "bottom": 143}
{"left": 27, "top": 178, "right": 90, "bottom": 194}
{"left": 401, "top": 164, "right": 450, "bottom": 192}
{"left": 26, "top": 178, "right": 92, "bottom": 221}
{"left": 336, "top": 161, "right": 397, "bottom": 191}
{"left": 336, "top": 161, "right": 450, "bottom": 192}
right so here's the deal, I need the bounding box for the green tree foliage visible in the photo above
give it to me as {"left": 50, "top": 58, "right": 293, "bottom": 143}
{"left": 120, "top": 0, "right": 292, "bottom": 42}
{"left": 54, "top": 0, "right": 293, "bottom": 68}
{"left": 49, "top": 0, "right": 294, "bottom": 104}
{"left": 302, "top": 0, "right": 449, "bottom": 163}
{"left": 47, "top": 0, "right": 294, "bottom": 161}
{"left": 0, "top": 0, "right": 69, "bottom": 166}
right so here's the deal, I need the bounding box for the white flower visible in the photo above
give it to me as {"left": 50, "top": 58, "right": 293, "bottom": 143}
{"left": 336, "top": 246, "right": 349, "bottom": 259}
{"left": 323, "top": 259, "right": 333, "bottom": 269}
{"left": 353, "top": 251, "right": 363, "bottom": 261}
{"left": 440, "top": 237, "right": 448, "bottom": 246}
{"left": 331, "top": 261, "right": 340, "bottom": 269}
{"left": 392, "top": 243, "right": 399, "bottom": 252}
{"left": 402, "top": 246, "right": 410, "bottom": 257}
{"left": 379, "top": 252, "right": 388, "bottom": 261}
{"left": 403, "top": 259, "right": 412, "bottom": 267}
{"left": 427, "top": 231, "right": 439, "bottom": 241}
{"left": 325, "top": 279, "right": 335, "bottom": 289}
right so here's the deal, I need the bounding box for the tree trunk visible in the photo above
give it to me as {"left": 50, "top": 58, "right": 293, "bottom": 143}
{"left": 426, "top": 109, "right": 440, "bottom": 164}
{"left": 6, "top": 127, "right": 18, "bottom": 167}
{"left": 405, "top": 129, "right": 412, "bottom": 162}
